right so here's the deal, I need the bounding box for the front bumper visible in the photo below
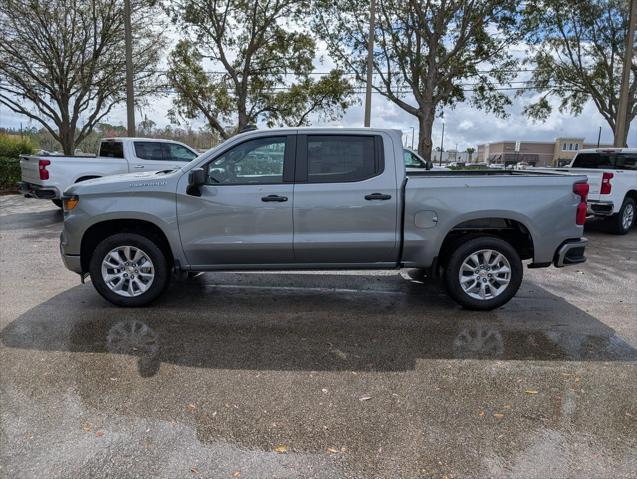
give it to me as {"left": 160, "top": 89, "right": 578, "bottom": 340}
{"left": 18, "top": 181, "right": 60, "bottom": 200}
{"left": 60, "top": 232, "right": 82, "bottom": 274}
{"left": 554, "top": 238, "right": 587, "bottom": 267}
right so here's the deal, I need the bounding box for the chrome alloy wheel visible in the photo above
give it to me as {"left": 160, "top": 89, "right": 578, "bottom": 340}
{"left": 458, "top": 249, "right": 511, "bottom": 300}
{"left": 100, "top": 246, "right": 155, "bottom": 297}
{"left": 622, "top": 203, "right": 635, "bottom": 231}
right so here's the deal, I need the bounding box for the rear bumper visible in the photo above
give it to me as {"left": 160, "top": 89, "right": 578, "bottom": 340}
{"left": 18, "top": 181, "right": 60, "bottom": 200}
{"left": 554, "top": 238, "right": 587, "bottom": 267}
{"left": 587, "top": 200, "right": 614, "bottom": 216}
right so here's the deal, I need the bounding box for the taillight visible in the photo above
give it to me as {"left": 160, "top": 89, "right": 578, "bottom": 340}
{"left": 573, "top": 181, "right": 589, "bottom": 225}
{"left": 600, "top": 172, "right": 613, "bottom": 195}
{"left": 38, "top": 159, "right": 50, "bottom": 180}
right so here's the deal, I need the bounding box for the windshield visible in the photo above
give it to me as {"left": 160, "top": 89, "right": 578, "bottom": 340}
{"left": 572, "top": 152, "right": 637, "bottom": 170}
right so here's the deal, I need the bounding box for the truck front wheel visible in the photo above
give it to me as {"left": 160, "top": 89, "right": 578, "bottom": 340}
{"left": 88, "top": 233, "right": 170, "bottom": 307}
{"left": 444, "top": 236, "right": 523, "bottom": 311}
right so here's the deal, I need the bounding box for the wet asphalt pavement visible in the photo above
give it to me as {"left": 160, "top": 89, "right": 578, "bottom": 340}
{"left": 0, "top": 195, "right": 635, "bottom": 479}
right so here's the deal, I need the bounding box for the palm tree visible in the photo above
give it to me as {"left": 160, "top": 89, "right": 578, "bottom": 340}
{"left": 466, "top": 147, "right": 476, "bottom": 162}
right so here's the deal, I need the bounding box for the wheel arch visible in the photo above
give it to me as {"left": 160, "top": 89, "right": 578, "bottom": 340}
{"left": 435, "top": 217, "right": 534, "bottom": 273}
{"left": 80, "top": 219, "right": 174, "bottom": 273}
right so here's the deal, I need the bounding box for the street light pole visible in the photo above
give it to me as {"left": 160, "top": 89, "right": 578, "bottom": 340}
{"left": 614, "top": 0, "right": 636, "bottom": 147}
{"left": 439, "top": 120, "right": 445, "bottom": 167}
{"left": 124, "top": 0, "right": 135, "bottom": 137}
{"left": 364, "top": 0, "right": 376, "bottom": 127}
{"left": 411, "top": 126, "right": 415, "bottom": 149}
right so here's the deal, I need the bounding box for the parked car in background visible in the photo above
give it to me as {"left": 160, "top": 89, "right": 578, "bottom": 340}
{"left": 60, "top": 128, "right": 588, "bottom": 311}
{"left": 542, "top": 148, "right": 637, "bottom": 234}
{"left": 19, "top": 138, "right": 198, "bottom": 207}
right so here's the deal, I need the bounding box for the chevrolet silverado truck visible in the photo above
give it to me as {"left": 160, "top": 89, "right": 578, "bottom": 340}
{"left": 59, "top": 128, "right": 589, "bottom": 310}
{"left": 542, "top": 148, "right": 636, "bottom": 234}
{"left": 19, "top": 137, "right": 198, "bottom": 207}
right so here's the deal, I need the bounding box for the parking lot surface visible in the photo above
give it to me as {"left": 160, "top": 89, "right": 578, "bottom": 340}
{"left": 1, "top": 195, "right": 636, "bottom": 479}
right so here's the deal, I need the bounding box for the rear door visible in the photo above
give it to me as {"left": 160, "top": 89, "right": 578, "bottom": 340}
{"left": 177, "top": 135, "right": 296, "bottom": 267}
{"left": 292, "top": 133, "right": 399, "bottom": 264}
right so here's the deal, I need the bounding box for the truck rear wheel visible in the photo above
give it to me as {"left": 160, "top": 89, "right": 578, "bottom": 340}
{"left": 88, "top": 233, "right": 170, "bottom": 307}
{"left": 444, "top": 236, "right": 523, "bottom": 311}
{"left": 608, "top": 197, "right": 635, "bottom": 235}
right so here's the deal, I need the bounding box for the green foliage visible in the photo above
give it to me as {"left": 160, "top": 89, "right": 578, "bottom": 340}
{"left": 0, "top": 134, "right": 33, "bottom": 191}
{"left": 0, "top": 134, "right": 33, "bottom": 158}
{"left": 0, "top": 157, "right": 21, "bottom": 190}
{"left": 521, "top": 0, "right": 635, "bottom": 144}
{"left": 164, "top": 0, "right": 355, "bottom": 137}
{"left": 313, "top": 0, "right": 522, "bottom": 158}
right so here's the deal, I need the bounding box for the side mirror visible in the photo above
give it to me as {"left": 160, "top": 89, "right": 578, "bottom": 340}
{"left": 187, "top": 168, "right": 206, "bottom": 196}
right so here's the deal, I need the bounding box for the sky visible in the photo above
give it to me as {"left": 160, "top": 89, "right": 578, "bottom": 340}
{"left": 1, "top": 20, "right": 635, "bottom": 151}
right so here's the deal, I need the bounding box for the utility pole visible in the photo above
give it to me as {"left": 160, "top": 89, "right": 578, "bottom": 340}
{"left": 411, "top": 126, "right": 415, "bottom": 149}
{"left": 615, "top": 0, "right": 636, "bottom": 147}
{"left": 597, "top": 126, "right": 602, "bottom": 147}
{"left": 439, "top": 120, "right": 445, "bottom": 166}
{"left": 124, "top": 0, "right": 135, "bottom": 137}
{"left": 364, "top": 0, "right": 376, "bottom": 127}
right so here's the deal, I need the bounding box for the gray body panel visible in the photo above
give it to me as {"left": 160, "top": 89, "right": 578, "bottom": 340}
{"left": 60, "top": 128, "right": 586, "bottom": 275}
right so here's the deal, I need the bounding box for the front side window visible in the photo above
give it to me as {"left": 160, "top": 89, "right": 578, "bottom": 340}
{"left": 306, "top": 135, "right": 378, "bottom": 183}
{"left": 404, "top": 150, "right": 425, "bottom": 168}
{"left": 206, "top": 137, "right": 286, "bottom": 185}
{"left": 167, "top": 144, "right": 197, "bottom": 162}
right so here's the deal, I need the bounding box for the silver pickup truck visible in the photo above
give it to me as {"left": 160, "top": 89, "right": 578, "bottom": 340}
{"left": 59, "top": 128, "right": 589, "bottom": 310}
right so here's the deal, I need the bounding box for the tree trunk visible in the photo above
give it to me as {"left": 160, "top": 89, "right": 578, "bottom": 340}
{"left": 417, "top": 110, "right": 435, "bottom": 161}
{"left": 59, "top": 124, "right": 75, "bottom": 155}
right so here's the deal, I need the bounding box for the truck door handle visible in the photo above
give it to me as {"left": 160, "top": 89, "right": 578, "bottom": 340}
{"left": 365, "top": 193, "right": 392, "bottom": 200}
{"left": 133, "top": 165, "right": 145, "bottom": 169}
{"left": 261, "top": 194, "right": 288, "bottom": 202}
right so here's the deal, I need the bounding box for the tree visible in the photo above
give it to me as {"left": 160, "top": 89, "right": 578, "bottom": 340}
{"left": 522, "top": 0, "right": 636, "bottom": 146}
{"left": 164, "top": 0, "right": 355, "bottom": 139}
{"left": 466, "top": 147, "right": 475, "bottom": 162}
{"left": 313, "top": 0, "right": 521, "bottom": 159}
{"left": 0, "top": 0, "right": 164, "bottom": 154}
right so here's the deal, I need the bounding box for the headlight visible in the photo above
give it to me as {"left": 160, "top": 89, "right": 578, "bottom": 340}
{"left": 63, "top": 195, "right": 79, "bottom": 211}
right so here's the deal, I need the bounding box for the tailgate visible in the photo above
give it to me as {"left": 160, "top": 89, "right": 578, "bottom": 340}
{"left": 563, "top": 168, "right": 602, "bottom": 200}
{"left": 20, "top": 156, "right": 42, "bottom": 184}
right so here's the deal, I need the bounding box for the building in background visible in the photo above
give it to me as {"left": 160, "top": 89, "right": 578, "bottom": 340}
{"left": 476, "top": 138, "right": 613, "bottom": 167}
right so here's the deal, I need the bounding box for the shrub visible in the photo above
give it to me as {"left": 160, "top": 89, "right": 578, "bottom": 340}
{"left": 0, "top": 134, "right": 33, "bottom": 158}
{"left": 0, "top": 134, "right": 33, "bottom": 191}
{"left": 0, "top": 157, "right": 21, "bottom": 190}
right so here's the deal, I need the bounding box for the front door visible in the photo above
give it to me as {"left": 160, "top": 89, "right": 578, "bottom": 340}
{"left": 177, "top": 135, "right": 295, "bottom": 267}
{"left": 292, "top": 133, "right": 399, "bottom": 264}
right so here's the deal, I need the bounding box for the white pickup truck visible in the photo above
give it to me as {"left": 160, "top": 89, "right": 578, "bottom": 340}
{"left": 546, "top": 148, "right": 637, "bottom": 234}
{"left": 19, "top": 138, "right": 198, "bottom": 207}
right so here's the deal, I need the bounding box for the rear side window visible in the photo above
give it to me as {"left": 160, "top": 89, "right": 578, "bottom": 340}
{"left": 99, "top": 141, "right": 124, "bottom": 158}
{"left": 572, "top": 152, "right": 637, "bottom": 170}
{"left": 305, "top": 135, "right": 381, "bottom": 183}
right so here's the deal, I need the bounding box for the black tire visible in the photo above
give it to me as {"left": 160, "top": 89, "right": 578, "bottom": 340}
{"left": 52, "top": 199, "right": 63, "bottom": 208}
{"left": 444, "top": 236, "right": 523, "bottom": 311}
{"left": 88, "top": 233, "right": 170, "bottom": 307}
{"left": 607, "top": 197, "right": 635, "bottom": 235}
